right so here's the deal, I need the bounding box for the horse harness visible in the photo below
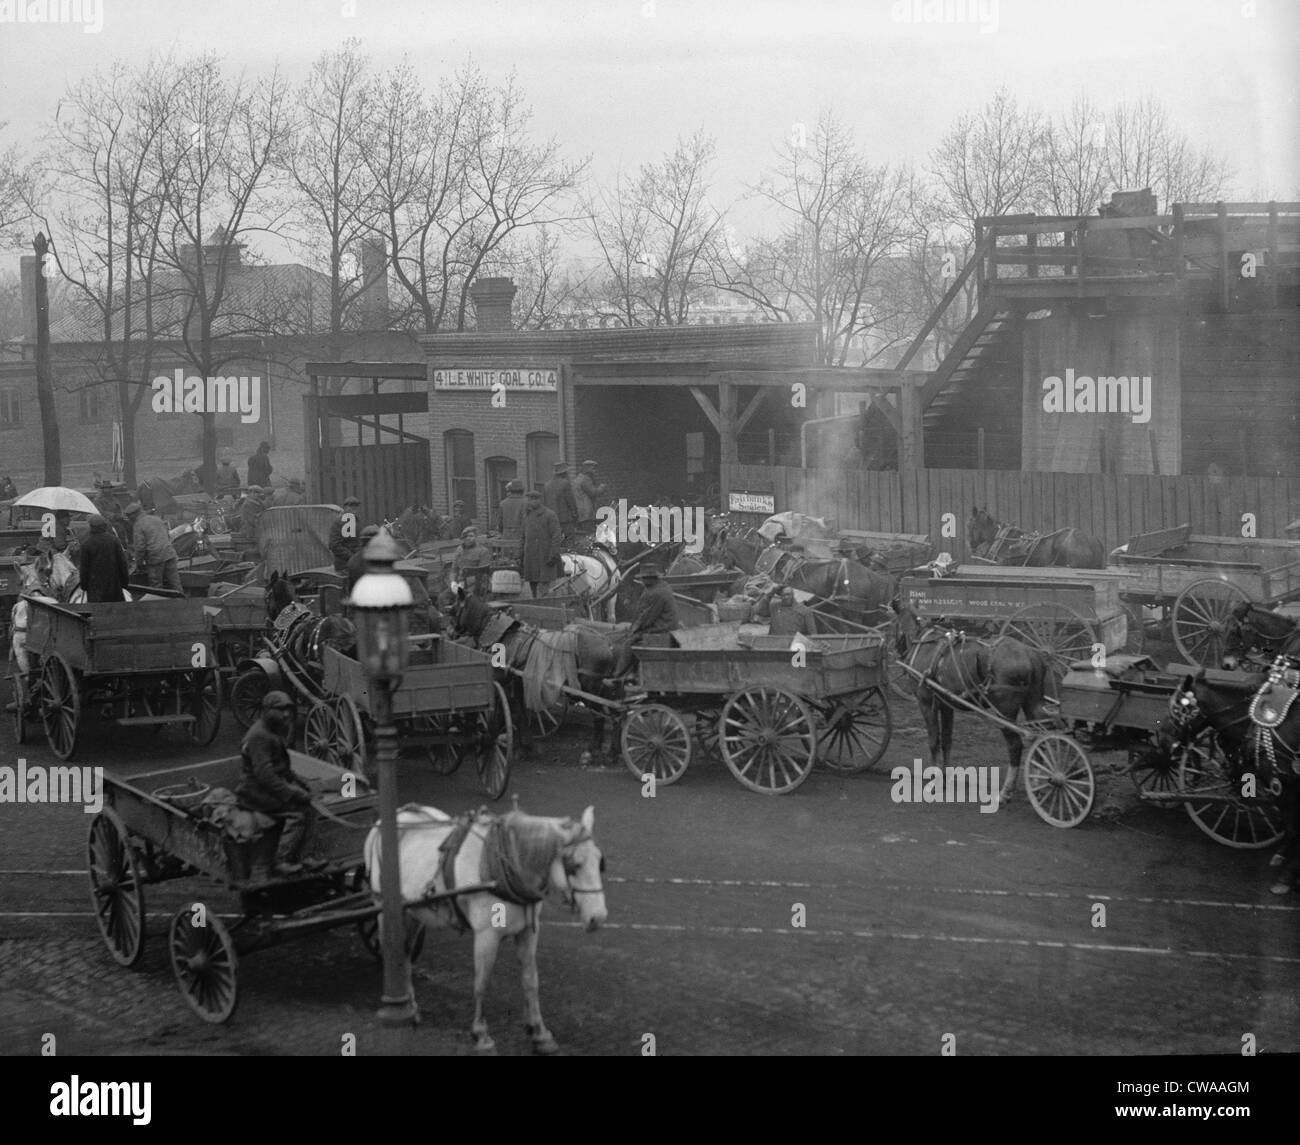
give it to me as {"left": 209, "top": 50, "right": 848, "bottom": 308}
{"left": 1248, "top": 657, "right": 1300, "bottom": 780}
{"left": 426, "top": 811, "right": 604, "bottom": 934}
{"left": 909, "top": 627, "right": 1003, "bottom": 707}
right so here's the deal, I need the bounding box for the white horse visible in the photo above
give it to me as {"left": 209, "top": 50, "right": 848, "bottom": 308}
{"left": 364, "top": 803, "right": 607, "bottom": 1054}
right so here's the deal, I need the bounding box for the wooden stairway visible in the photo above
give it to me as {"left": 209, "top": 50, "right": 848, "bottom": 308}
{"left": 920, "top": 305, "right": 1025, "bottom": 431}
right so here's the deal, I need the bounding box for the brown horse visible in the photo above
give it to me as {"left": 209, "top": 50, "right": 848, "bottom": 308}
{"left": 1224, "top": 602, "right": 1300, "bottom": 669}
{"left": 443, "top": 588, "right": 625, "bottom": 761}
{"left": 779, "top": 557, "right": 896, "bottom": 627}
{"left": 899, "top": 612, "right": 1053, "bottom": 801}
{"left": 966, "top": 507, "right": 1104, "bottom": 569}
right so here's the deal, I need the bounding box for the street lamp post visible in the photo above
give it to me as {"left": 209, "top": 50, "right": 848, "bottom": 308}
{"left": 349, "top": 531, "right": 418, "bottom": 1032}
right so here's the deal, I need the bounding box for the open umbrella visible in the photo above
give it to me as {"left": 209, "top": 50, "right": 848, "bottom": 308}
{"left": 13, "top": 486, "right": 100, "bottom": 515}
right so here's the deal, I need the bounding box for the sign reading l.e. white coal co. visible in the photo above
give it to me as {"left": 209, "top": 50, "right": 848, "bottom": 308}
{"left": 432, "top": 368, "right": 558, "bottom": 391}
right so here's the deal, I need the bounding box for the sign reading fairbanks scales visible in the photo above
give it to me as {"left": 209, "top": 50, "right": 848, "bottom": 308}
{"left": 433, "top": 367, "right": 558, "bottom": 391}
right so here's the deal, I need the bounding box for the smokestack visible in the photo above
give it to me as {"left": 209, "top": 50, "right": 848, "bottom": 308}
{"left": 470, "top": 277, "right": 517, "bottom": 333}
{"left": 19, "top": 255, "right": 38, "bottom": 342}
{"left": 359, "top": 237, "right": 390, "bottom": 330}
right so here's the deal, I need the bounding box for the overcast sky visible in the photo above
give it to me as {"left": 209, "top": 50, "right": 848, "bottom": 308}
{"left": 1, "top": 0, "right": 1296, "bottom": 273}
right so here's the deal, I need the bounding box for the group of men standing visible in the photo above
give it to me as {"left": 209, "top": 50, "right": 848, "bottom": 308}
{"left": 76, "top": 501, "right": 182, "bottom": 601}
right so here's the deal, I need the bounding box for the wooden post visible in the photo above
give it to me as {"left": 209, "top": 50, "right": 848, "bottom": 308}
{"left": 897, "top": 382, "right": 924, "bottom": 469}
{"left": 1268, "top": 202, "right": 1279, "bottom": 308}
{"left": 1217, "top": 201, "right": 1230, "bottom": 311}
{"left": 1172, "top": 203, "right": 1185, "bottom": 288}
{"left": 767, "top": 426, "right": 776, "bottom": 467}
{"left": 32, "top": 233, "right": 62, "bottom": 486}
{"left": 718, "top": 381, "right": 737, "bottom": 505}
{"left": 1148, "top": 429, "right": 1160, "bottom": 476}
{"left": 1027, "top": 229, "right": 1038, "bottom": 278}
{"left": 977, "top": 427, "right": 985, "bottom": 472}
{"left": 1076, "top": 217, "right": 1088, "bottom": 299}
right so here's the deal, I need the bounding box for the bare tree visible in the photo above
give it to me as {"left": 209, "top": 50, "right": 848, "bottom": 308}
{"left": 1102, "top": 96, "right": 1231, "bottom": 208}
{"left": 717, "top": 112, "right": 912, "bottom": 365}
{"left": 1044, "top": 93, "right": 1111, "bottom": 217}
{"left": 367, "top": 61, "right": 584, "bottom": 333}
{"left": 585, "top": 129, "right": 724, "bottom": 326}
{"left": 506, "top": 226, "right": 591, "bottom": 330}
{"left": 282, "top": 40, "right": 378, "bottom": 335}
{"left": 150, "top": 55, "right": 292, "bottom": 492}
{"left": 0, "top": 123, "right": 31, "bottom": 244}
{"left": 31, "top": 58, "right": 182, "bottom": 486}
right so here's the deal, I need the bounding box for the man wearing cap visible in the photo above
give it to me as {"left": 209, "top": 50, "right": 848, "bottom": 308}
{"left": 77, "top": 514, "right": 130, "bottom": 603}
{"left": 236, "top": 485, "right": 268, "bottom": 547}
{"left": 271, "top": 477, "right": 306, "bottom": 507}
{"left": 330, "top": 496, "right": 364, "bottom": 573}
{"left": 214, "top": 452, "right": 241, "bottom": 495}
{"left": 572, "top": 460, "right": 607, "bottom": 535}
{"left": 497, "top": 479, "right": 526, "bottom": 543}
{"left": 346, "top": 525, "right": 383, "bottom": 592}
{"left": 613, "top": 564, "right": 679, "bottom": 677}
{"left": 520, "top": 489, "right": 562, "bottom": 597}
{"left": 542, "top": 461, "right": 579, "bottom": 545}
{"left": 452, "top": 525, "right": 494, "bottom": 591}
{"left": 442, "top": 499, "right": 473, "bottom": 541}
{"left": 247, "top": 440, "right": 274, "bottom": 488}
{"left": 236, "top": 691, "right": 322, "bottom": 878}
{"left": 124, "top": 502, "right": 182, "bottom": 592}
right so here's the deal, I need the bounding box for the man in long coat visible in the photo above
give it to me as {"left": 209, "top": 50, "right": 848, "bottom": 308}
{"left": 329, "top": 496, "right": 364, "bottom": 573}
{"left": 572, "top": 460, "right": 607, "bottom": 534}
{"left": 247, "top": 441, "right": 274, "bottom": 488}
{"left": 77, "top": 514, "right": 130, "bottom": 602}
{"left": 542, "top": 461, "right": 579, "bottom": 544}
{"left": 520, "top": 489, "right": 562, "bottom": 597}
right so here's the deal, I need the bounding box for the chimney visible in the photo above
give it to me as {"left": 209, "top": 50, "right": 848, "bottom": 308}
{"left": 359, "top": 237, "right": 390, "bottom": 329}
{"left": 19, "top": 255, "right": 38, "bottom": 342}
{"left": 470, "top": 277, "right": 517, "bottom": 333}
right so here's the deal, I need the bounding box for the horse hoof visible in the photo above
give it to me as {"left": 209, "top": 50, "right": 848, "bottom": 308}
{"left": 532, "top": 1036, "right": 560, "bottom": 1055}
{"left": 1269, "top": 851, "right": 1285, "bottom": 868}
{"left": 1269, "top": 881, "right": 1292, "bottom": 896}
{"left": 474, "top": 1036, "right": 497, "bottom": 1054}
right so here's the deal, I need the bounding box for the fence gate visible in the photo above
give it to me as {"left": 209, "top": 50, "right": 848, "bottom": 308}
{"left": 308, "top": 392, "right": 430, "bottom": 530}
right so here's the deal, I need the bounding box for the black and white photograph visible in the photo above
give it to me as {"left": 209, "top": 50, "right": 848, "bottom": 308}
{"left": 0, "top": 0, "right": 1297, "bottom": 1094}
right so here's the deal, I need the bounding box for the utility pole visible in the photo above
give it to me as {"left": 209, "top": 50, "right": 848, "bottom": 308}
{"left": 33, "top": 232, "right": 62, "bottom": 486}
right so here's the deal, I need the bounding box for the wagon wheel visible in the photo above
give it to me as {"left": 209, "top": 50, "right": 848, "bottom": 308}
{"left": 621, "top": 704, "right": 692, "bottom": 786}
{"left": 230, "top": 668, "right": 270, "bottom": 731}
{"left": 719, "top": 687, "right": 817, "bottom": 795}
{"left": 1178, "top": 731, "right": 1284, "bottom": 849}
{"left": 1120, "top": 601, "right": 1146, "bottom": 655}
{"left": 1172, "top": 579, "right": 1251, "bottom": 668}
{"left": 87, "top": 809, "right": 146, "bottom": 968}
{"left": 40, "top": 653, "right": 81, "bottom": 761}
{"left": 169, "top": 904, "right": 238, "bottom": 1024}
{"left": 815, "top": 687, "right": 893, "bottom": 774}
{"left": 1000, "top": 603, "right": 1097, "bottom": 686}
{"left": 1022, "top": 734, "right": 1094, "bottom": 828}
{"left": 350, "top": 869, "right": 427, "bottom": 963}
{"left": 304, "top": 701, "right": 340, "bottom": 766}
{"left": 420, "top": 713, "right": 465, "bottom": 776}
{"left": 529, "top": 693, "right": 569, "bottom": 739}
{"left": 184, "top": 668, "right": 222, "bottom": 746}
{"left": 1126, "top": 744, "right": 1181, "bottom": 805}
{"left": 473, "top": 682, "right": 513, "bottom": 801}
{"left": 7, "top": 651, "right": 33, "bottom": 744}
{"left": 334, "top": 694, "right": 368, "bottom": 776}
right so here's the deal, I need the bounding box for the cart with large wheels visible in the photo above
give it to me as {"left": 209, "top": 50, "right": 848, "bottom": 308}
{"left": 16, "top": 597, "right": 222, "bottom": 760}
{"left": 1113, "top": 525, "right": 1300, "bottom": 667}
{"left": 304, "top": 636, "right": 512, "bottom": 801}
{"left": 1056, "top": 656, "right": 1285, "bottom": 849}
{"left": 619, "top": 630, "right": 892, "bottom": 794}
{"left": 87, "top": 751, "right": 415, "bottom": 1024}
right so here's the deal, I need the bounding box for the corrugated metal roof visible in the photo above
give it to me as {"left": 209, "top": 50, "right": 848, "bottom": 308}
{"left": 257, "top": 504, "right": 340, "bottom": 575}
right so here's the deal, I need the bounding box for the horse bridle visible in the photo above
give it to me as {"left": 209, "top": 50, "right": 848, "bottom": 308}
{"left": 559, "top": 831, "right": 606, "bottom": 907}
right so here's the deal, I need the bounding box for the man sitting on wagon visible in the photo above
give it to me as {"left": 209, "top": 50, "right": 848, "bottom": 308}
{"left": 612, "top": 564, "right": 679, "bottom": 679}
{"left": 236, "top": 691, "right": 325, "bottom": 878}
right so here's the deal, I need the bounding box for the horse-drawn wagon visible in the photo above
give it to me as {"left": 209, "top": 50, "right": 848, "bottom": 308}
{"left": 898, "top": 565, "right": 1130, "bottom": 684}
{"left": 302, "top": 637, "right": 513, "bottom": 801}
{"left": 88, "top": 751, "right": 397, "bottom": 1023}
{"left": 11, "top": 597, "right": 222, "bottom": 759}
{"left": 1054, "top": 656, "right": 1286, "bottom": 849}
{"left": 619, "top": 630, "right": 893, "bottom": 794}
{"left": 1112, "top": 525, "right": 1300, "bottom": 668}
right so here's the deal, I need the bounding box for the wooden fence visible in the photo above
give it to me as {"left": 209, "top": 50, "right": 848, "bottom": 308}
{"left": 727, "top": 465, "right": 1300, "bottom": 562}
